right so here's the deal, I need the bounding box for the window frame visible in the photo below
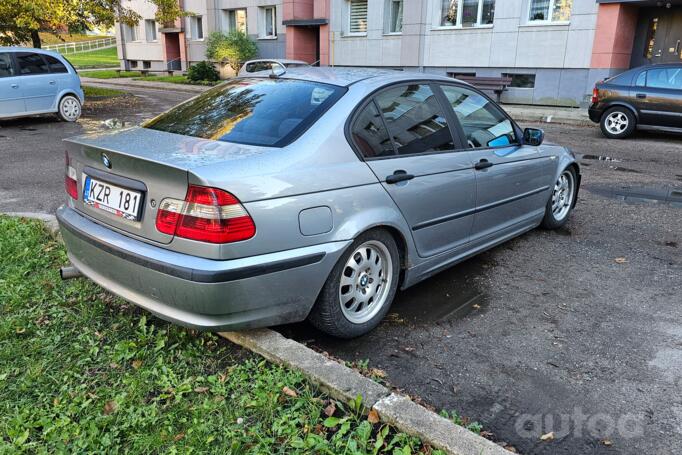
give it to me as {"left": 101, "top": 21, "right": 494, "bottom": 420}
{"left": 347, "top": 0, "right": 369, "bottom": 36}
{"left": 385, "top": 0, "right": 404, "bottom": 34}
{"left": 145, "top": 19, "right": 158, "bottom": 42}
{"left": 43, "top": 54, "right": 69, "bottom": 74}
{"left": 224, "top": 8, "right": 248, "bottom": 34}
{"left": 346, "top": 80, "right": 470, "bottom": 162}
{"left": 190, "top": 16, "right": 204, "bottom": 40}
{"left": 434, "top": 0, "right": 495, "bottom": 29}
{"left": 259, "top": 6, "right": 277, "bottom": 39}
{"left": 526, "top": 0, "right": 572, "bottom": 25}
{"left": 437, "top": 82, "right": 523, "bottom": 152}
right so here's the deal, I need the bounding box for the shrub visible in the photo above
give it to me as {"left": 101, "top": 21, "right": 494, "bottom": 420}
{"left": 206, "top": 31, "right": 258, "bottom": 73}
{"left": 187, "top": 60, "right": 219, "bottom": 82}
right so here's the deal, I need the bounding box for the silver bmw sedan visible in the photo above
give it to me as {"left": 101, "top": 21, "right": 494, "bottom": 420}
{"left": 57, "top": 67, "right": 580, "bottom": 338}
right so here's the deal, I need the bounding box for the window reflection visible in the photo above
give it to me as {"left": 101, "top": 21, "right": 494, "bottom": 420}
{"left": 375, "top": 84, "right": 454, "bottom": 155}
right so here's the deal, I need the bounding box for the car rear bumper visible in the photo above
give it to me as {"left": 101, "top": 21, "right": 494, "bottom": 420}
{"left": 588, "top": 105, "right": 602, "bottom": 123}
{"left": 57, "top": 205, "right": 350, "bottom": 331}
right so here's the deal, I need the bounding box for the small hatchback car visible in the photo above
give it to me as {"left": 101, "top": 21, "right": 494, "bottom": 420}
{"left": 57, "top": 68, "right": 580, "bottom": 338}
{"left": 0, "top": 47, "right": 84, "bottom": 122}
{"left": 589, "top": 64, "right": 682, "bottom": 139}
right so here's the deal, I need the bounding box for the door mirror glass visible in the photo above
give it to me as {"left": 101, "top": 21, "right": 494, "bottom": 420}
{"left": 523, "top": 128, "right": 544, "bottom": 146}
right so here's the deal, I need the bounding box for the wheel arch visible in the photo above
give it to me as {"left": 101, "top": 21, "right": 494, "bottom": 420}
{"left": 601, "top": 102, "right": 639, "bottom": 122}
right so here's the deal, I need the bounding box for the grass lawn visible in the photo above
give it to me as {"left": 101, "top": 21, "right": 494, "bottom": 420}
{"left": 62, "top": 47, "right": 119, "bottom": 69}
{"left": 82, "top": 86, "right": 126, "bottom": 97}
{"left": 40, "top": 33, "right": 111, "bottom": 45}
{"left": 0, "top": 216, "right": 448, "bottom": 453}
{"left": 82, "top": 70, "right": 140, "bottom": 79}
{"left": 133, "top": 75, "right": 220, "bottom": 86}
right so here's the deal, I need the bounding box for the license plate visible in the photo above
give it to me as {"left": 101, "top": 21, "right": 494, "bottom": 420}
{"left": 83, "top": 175, "right": 142, "bottom": 221}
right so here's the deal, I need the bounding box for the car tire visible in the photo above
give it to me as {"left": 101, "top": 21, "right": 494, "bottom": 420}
{"left": 600, "top": 106, "right": 635, "bottom": 139}
{"left": 57, "top": 95, "right": 82, "bottom": 122}
{"left": 541, "top": 166, "right": 578, "bottom": 230}
{"left": 308, "top": 229, "right": 400, "bottom": 338}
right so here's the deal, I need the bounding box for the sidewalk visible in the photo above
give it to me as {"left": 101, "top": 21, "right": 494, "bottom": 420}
{"left": 80, "top": 76, "right": 209, "bottom": 94}
{"left": 503, "top": 103, "right": 592, "bottom": 126}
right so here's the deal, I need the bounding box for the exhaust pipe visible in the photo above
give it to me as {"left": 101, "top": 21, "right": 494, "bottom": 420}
{"left": 60, "top": 265, "right": 82, "bottom": 280}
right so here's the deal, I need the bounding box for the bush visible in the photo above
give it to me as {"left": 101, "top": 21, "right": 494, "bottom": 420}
{"left": 206, "top": 31, "right": 258, "bottom": 73}
{"left": 187, "top": 61, "right": 219, "bottom": 82}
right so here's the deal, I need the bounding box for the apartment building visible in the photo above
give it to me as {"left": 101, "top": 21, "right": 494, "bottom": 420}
{"left": 116, "top": 0, "right": 682, "bottom": 106}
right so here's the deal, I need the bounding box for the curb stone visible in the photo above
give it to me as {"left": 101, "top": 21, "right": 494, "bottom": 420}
{"left": 220, "top": 329, "right": 511, "bottom": 455}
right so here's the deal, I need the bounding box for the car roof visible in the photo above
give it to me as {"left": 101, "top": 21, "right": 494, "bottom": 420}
{"left": 0, "top": 47, "right": 64, "bottom": 58}
{"left": 264, "top": 66, "right": 456, "bottom": 87}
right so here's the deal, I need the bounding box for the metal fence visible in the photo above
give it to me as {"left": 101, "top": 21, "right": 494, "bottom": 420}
{"left": 43, "top": 37, "right": 116, "bottom": 55}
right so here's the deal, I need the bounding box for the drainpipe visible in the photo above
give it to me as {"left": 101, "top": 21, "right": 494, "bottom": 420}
{"left": 417, "top": 0, "right": 427, "bottom": 73}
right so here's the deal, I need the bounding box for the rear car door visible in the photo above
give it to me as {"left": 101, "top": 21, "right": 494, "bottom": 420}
{"left": 356, "top": 83, "right": 477, "bottom": 258}
{"left": 633, "top": 67, "right": 682, "bottom": 127}
{"left": 14, "top": 52, "right": 59, "bottom": 113}
{"left": 43, "top": 54, "right": 73, "bottom": 94}
{"left": 0, "top": 52, "right": 25, "bottom": 116}
{"left": 438, "top": 84, "right": 552, "bottom": 242}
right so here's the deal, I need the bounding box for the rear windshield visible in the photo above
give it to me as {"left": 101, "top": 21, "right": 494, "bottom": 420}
{"left": 144, "top": 78, "right": 345, "bottom": 147}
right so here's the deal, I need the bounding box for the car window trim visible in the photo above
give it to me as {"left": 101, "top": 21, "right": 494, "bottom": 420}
{"left": 43, "top": 53, "right": 69, "bottom": 74}
{"left": 0, "top": 52, "right": 18, "bottom": 78}
{"left": 346, "top": 79, "right": 467, "bottom": 162}
{"left": 436, "top": 81, "right": 524, "bottom": 153}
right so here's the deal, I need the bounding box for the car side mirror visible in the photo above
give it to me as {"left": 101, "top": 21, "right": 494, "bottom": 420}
{"left": 523, "top": 128, "right": 544, "bottom": 146}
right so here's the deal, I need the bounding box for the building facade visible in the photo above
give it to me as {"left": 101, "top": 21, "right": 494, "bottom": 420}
{"left": 116, "top": 0, "right": 682, "bottom": 106}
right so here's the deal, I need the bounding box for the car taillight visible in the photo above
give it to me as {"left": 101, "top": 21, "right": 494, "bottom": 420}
{"left": 65, "top": 151, "right": 78, "bottom": 200}
{"left": 155, "top": 185, "right": 256, "bottom": 243}
{"left": 591, "top": 87, "right": 599, "bottom": 104}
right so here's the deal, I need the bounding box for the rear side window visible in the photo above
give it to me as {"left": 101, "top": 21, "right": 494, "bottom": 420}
{"left": 144, "top": 78, "right": 346, "bottom": 147}
{"left": 16, "top": 52, "right": 49, "bottom": 75}
{"left": 441, "top": 85, "right": 517, "bottom": 149}
{"left": 374, "top": 84, "right": 454, "bottom": 155}
{"left": 646, "top": 68, "right": 682, "bottom": 90}
{"left": 635, "top": 71, "right": 646, "bottom": 87}
{"left": 0, "top": 53, "right": 14, "bottom": 77}
{"left": 245, "top": 62, "right": 272, "bottom": 72}
{"left": 351, "top": 102, "right": 394, "bottom": 158}
{"left": 44, "top": 55, "right": 68, "bottom": 73}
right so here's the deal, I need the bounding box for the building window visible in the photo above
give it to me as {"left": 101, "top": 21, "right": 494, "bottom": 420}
{"left": 145, "top": 20, "right": 157, "bottom": 42}
{"left": 123, "top": 24, "right": 139, "bottom": 42}
{"left": 143, "top": 60, "right": 151, "bottom": 69}
{"left": 349, "top": 0, "right": 368, "bottom": 34}
{"left": 190, "top": 16, "right": 204, "bottom": 40}
{"left": 225, "top": 9, "right": 247, "bottom": 33}
{"left": 501, "top": 73, "right": 536, "bottom": 88}
{"left": 644, "top": 18, "right": 658, "bottom": 59}
{"left": 440, "top": 0, "right": 495, "bottom": 27}
{"left": 528, "top": 0, "right": 572, "bottom": 23}
{"left": 129, "top": 60, "right": 138, "bottom": 68}
{"left": 386, "top": 0, "right": 403, "bottom": 33}
{"left": 259, "top": 6, "right": 277, "bottom": 38}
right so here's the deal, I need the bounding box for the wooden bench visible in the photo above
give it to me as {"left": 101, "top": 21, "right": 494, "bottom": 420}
{"left": 455, "top": 76, "right": 513, "bottom": 102}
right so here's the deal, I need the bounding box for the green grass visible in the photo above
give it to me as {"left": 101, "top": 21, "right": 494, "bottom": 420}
{"left": 81, "top": 70, "right": 139, "bottom": 79}
{"left": 133, "top": 75, "right": 219, "bottom": 86}
{"left": 0, "top": 216, "right": 446, "bottom": 454}
{"left": 82, "top": 85, "right": 126, "bottom": 97}
{"left": 62, "top": 47, "right": 119, "bottom": 69}
{"left": 40, "top": 33, "right": 111, "bottom": 45}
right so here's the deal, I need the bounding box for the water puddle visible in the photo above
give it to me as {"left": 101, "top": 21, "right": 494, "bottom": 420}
{"left": 387, "top": 255, "right": 492, "bottom": 324}
{"left": 585, "top": 184, "right": 682, "bottom": 208}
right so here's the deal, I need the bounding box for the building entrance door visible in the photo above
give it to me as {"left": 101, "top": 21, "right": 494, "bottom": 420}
{"left": 643, "top": 7, "right": 682, "bottom": 65}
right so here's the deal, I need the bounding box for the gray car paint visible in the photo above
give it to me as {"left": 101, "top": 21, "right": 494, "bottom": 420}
{"left": 58, "top": 68, "right": 579, "bottom": 331}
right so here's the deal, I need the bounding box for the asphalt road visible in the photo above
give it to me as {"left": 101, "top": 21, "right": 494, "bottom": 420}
{"left": 1, "top": 84, "right": 681, "bottom": 454}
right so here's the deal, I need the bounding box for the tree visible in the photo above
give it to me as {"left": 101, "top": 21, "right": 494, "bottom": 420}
{"left": 0, "top": 0, "right": 189, "bottom": 48}
{"left": 206, "top": 31, "right": 258, "bottom": 73}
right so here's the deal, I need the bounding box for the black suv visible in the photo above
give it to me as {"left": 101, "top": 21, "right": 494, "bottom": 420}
{"left": 589, "top": 64, "right": 682, "bottom": 139}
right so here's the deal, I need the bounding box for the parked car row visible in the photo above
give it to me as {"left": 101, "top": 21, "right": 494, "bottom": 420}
{"left": 0, "top": 47, "right": 83, "bottom": 122}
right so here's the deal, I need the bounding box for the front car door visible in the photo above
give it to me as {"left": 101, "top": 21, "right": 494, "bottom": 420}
{"left": 14, "top": 52, "right": 59, "bottom": 113}
{"left": 0, "top": 52, "right": 25, "bottom": 116}
{"left": 352, "top": 83, "right": 477, "bottom": 258}
{"left": 438, "top": 84, "right": 553, "bottom": 243}
{"left": 632, "top": 66, "right": 682, "bottom": 128}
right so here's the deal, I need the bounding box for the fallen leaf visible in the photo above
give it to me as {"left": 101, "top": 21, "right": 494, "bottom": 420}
{"left": 369, "top": 368, "right": 387, "bottom": 378}
{"left": 103, "top": 400, "right": 118, "bottom": 415}
{"left": 173, "top": 432, "right": 185, "bottom": 442}
{"left": 367, "top": 409, "right": 380, "bottom": 424}
{"left": 282, "top": 386, "right": 298, "bottom": 398}
{"left": 472, "top": 304, "right": 481, "bottom": 310}
{"left": 324, "top": 402, "right": 336, "bottom": 417}
{"left": 540, "top": 432, "right": 554, "bottom": 442}
{"left": 131, "top": 360, "right": 142, "bottom": 370}
{"left": 194, "top": 386, "right": 209, "bottom": 393}
{"left": 614, "top": 257, "right": 628, "bottom": 264}
{"left": 15, "top": 327, "right": 25, "bottom": 334}
{"left": 601, "top": 439, "right": 613, "bottom": 447}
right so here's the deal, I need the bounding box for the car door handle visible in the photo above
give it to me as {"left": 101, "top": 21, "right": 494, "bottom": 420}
{"left": 49, "top": 80, "right": 56, "bottom": 85}
{"left": 636, "top": 93, "right": 647, "bottom": 99}
{"left": 474, "top": 159, "right": 494, "bottom": 170}
{"left": 10, "top": 83, "right": 18, "bottom": 89}
{"left": 385, "top": 170, "right": 414, "bottom": 184}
